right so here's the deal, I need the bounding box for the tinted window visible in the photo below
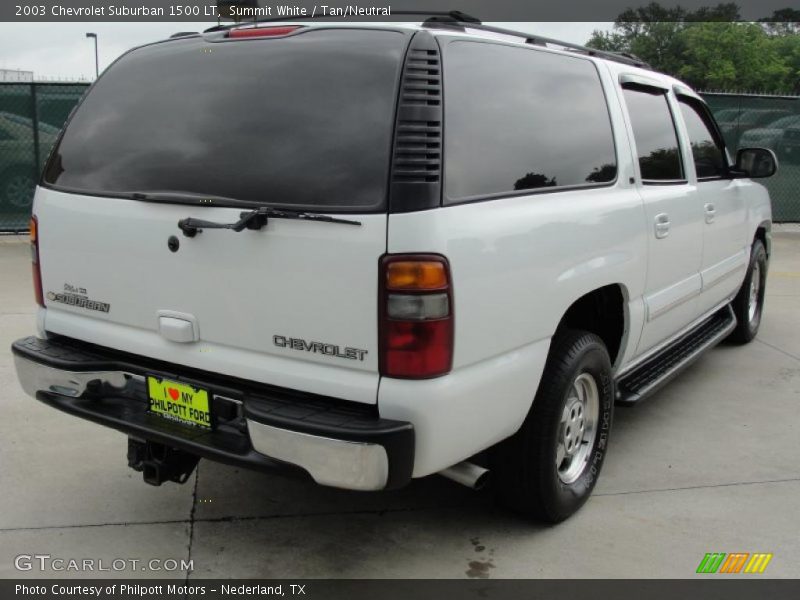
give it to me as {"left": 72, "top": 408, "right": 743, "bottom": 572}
{"left": 678, "top": 99, "right": 727, "bottom": 178}
{"left": 443, "top": 42, "right": 616, "bottom": 201}
{"left": 44, "top": 30, "right": 407, "bottom": 211}
{"left": 623, "top": 88, "right": 684, "bottom": 181}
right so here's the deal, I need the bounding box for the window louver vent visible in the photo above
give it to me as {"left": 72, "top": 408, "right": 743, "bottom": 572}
{"left": 389, "top": 32, "right": 443, "bottom": 213}
{"left": 393, "top": 120, "right": 441, "bottom": 183}
{"left": 402, "top": 48, "right": 442, "bottom": 106}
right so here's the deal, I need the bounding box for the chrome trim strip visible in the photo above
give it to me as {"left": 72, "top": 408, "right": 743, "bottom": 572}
{"left": 617, "top": 298, "right": 733, "bottom": 378}
{"left": 247, "top": 420, "right": 389, "bottom": 491}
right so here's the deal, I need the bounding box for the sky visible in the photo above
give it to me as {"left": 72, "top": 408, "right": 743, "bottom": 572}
{"left": 0, "top": 22, "right": 610, "bottom": 81}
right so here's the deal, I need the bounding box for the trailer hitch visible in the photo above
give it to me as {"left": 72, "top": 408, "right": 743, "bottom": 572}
{"left": 127, "top": 438, "right": 199, "bottom": 486}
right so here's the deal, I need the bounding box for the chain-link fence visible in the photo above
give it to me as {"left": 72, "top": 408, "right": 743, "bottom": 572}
{"left": 702, "top": 92, "right": 800, "bottom": 222}
{"left": 0, "top": 82, "right": 88, "bottom": 232}
{"left": 0, "top": 84, "right": 798, "bottom": 231}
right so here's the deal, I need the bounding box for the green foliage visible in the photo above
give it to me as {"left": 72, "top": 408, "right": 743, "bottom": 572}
{"left": 586, "top": 4, "right": 800, "bottom": 94}
{"left": 679, "top": 22, "right": 792, "bottom": 92}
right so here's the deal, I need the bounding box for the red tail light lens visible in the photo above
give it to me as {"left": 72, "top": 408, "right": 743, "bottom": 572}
{"left": 30, "top": 216, "right": 44, "bottom": 307}
{"left": 228, "top": 25, "right": 301, "bottom": 38}
{"left": 380, "top": 255, "right": 453, "bottom": 379}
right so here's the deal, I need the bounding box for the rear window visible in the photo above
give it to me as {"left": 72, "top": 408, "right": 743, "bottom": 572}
{"left": 443, "top": 41, "right": 617, "bottom": 202}
{"left": 43, "top": 29, "right": 407, "bottom": 211}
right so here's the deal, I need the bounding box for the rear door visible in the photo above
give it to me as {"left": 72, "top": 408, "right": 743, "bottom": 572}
{"left": 619, "top": 79, "right": 704, "bottom": 354}
{"left": 34, "top": 27, "right": 410, "bottom": 404}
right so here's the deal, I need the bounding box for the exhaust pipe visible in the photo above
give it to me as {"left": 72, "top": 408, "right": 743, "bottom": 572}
{"left": 439, "top": 461, "right": 490, "bottom": 490}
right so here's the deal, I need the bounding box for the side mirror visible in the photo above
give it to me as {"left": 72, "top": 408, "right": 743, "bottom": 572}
{"left": 733, "top": 147, "right": 778, "bottom": 179}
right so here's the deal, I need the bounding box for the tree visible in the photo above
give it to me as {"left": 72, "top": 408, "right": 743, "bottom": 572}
{"left": 586, "top": 4, "right": 800, "bottom": 93}
{"left": 679, "top": 22, "right": 791, "bottom": 92}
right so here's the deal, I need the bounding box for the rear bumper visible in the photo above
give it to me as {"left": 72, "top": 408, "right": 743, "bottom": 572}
{"left": 11, "top": 336, "right": 414, "bottom": 491}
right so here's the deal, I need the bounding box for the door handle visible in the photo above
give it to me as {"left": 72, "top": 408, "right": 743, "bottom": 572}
{"left": 704, "top": 203, "right": 716, "bottom": 224}
{"left": 654, "top": 213, "right": 670, "bottom": 239}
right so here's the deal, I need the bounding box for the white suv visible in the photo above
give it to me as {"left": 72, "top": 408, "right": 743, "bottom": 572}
{"left": 12, "top": 18, "right": 776, "bottom": 522}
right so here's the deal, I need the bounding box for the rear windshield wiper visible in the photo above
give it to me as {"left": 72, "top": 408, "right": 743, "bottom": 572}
{"left": 177, "top": 206, "right": 361, "bottom": 237}
{"left": 124, "top": 192, "right": 362, "bottom": 235}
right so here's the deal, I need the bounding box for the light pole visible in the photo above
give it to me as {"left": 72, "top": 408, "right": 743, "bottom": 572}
{"left": 85, "top": 33, "right": 98, "bottom": 79}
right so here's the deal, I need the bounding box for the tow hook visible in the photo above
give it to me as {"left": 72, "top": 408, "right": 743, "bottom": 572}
{"left": 127, "top": 438, "right": 199, "bottom": 486}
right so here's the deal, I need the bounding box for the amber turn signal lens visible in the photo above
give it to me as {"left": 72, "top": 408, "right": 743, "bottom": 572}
{"left": 386, "top": 261, "right": 448, "bottom": 290}
{"left": 30, "top": 215, "right": 44, "bottom": 307}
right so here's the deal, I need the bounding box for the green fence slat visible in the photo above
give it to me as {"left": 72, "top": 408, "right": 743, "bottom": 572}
{"left": 702, "top": 93, "right": 800, "bottom": 222}
{"left": 0, "top": 82, "right": 88, "bottom": 232}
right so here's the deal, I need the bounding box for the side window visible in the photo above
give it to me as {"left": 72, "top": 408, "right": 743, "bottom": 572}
{"left": 443, "top": 42, "right": 617, "bottom": 202}
{"left": 622, "top": 87, "right": 684, "bottom": 182}
{"left": 678, "top": 99, "right": 728, "bottom": 179}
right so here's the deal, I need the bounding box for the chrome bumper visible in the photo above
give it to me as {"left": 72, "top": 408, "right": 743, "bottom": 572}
{"left": 14, "top": 353, "right": 138, "bottom": 398}
{"left": 13, "top": 348, "right": 407, "bottom": 492}
{"left": 247, "top": 420, "right": 389, "bottom": 491}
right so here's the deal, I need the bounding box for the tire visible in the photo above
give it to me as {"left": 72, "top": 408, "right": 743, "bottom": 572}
{"left": 0, "top": 167, "right": 36, "bottom": 210}
{"left": 492, "top": 329, "right": 614, "bottom": 523}
{"left": 728, "top": 239, "right": 768, "bottom": 344}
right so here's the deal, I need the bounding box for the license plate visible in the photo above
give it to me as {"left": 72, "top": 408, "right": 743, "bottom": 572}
{"left": 147, "top": 376, "right": 211, "bottom": 428}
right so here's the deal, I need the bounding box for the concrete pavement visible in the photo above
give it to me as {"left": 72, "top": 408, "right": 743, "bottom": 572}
{"left": 0, "top": 229, "right": 798, "bottom": 579}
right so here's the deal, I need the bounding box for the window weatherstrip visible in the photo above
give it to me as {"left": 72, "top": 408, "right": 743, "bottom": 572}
{"left": 619, "top": 73, "right": 670, "bottom": 91}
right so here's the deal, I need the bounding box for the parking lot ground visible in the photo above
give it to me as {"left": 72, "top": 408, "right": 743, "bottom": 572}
{"left": 0, "top": 229, "right": 798, "bottom": 579}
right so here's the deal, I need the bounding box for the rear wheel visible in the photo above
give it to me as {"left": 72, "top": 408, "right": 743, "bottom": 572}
{"left": 492, "top": 329, "right": 614, "bottom": 522}
{"left": 1, "top": 168, "right": 35, "bottom": 210}
{"left": 728, "top": 239, "right": 767, "bottom": 344}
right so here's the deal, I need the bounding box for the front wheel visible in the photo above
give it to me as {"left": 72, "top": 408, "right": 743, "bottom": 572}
{"left": 728, "top": 239, "right": 768, "bottom": 344}
{"left": 492, "top": 329, "right": 614, "bottom": 522}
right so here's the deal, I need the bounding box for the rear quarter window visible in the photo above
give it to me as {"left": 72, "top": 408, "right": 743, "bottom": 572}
{"left": 442, "top": 41, "right": 617, "bottom": 203}
{"left": 43, "top": 29, "right": 408, "bottom": 212}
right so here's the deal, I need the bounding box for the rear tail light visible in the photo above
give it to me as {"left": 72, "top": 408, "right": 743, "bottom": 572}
{"left": 30, "top": 216, "right": 44, "bottom": 307}
{"left": 379, "top": 255, "right": 453, "bottom": 379}
{"left": 228, "top": 25, "right": 302, "bottom": 38}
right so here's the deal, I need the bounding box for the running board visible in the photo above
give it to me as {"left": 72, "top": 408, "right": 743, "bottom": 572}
{"left": 616, "top": 305, "right": 736, "bottom": 406}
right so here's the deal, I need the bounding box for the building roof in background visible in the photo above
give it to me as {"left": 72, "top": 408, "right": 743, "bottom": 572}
{"left": 0, "top": 69, "right": 33, "bottom": 82}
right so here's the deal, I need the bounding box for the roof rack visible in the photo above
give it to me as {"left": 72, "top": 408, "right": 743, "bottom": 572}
{"left": 202, "top": 8, "right": 651, "bottom": 70}
{"left": 419, "top": 14, "right": 651, "bottom": 69}
{"left": 203, "top": 9, "right": 481, "bottom": 33}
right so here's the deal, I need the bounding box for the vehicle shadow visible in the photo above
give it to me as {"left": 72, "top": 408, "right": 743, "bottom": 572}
{"left": 185, "top": 458, "right": 548, "bottom": 578}
{"left": 192, "top": 458, "right": 494, "bottom": 522}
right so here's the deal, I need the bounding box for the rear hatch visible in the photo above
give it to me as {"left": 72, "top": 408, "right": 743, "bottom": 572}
{"left": 34, "top": 27, "right": 410, "bottom": 404}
